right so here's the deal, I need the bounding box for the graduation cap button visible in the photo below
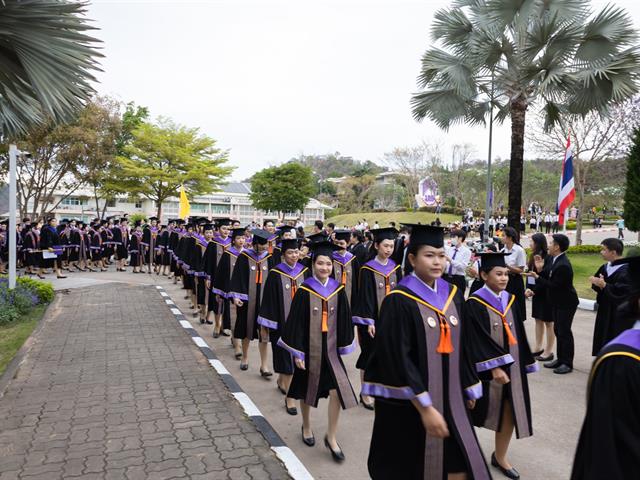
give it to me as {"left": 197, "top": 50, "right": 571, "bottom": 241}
{"left": 449, "top": 316, "right": 458, "bottom": 326}
{"left": 378, "top": 283, "right": 384, "bottom": 288}
{"left": 251, "top": 266, "right": 256, "bottom": 270}
{"left": 427, "top": 317, "right": 437, "bottom": 328}
{"left": 285, "top": 284, "right": 290, "bottom": 289}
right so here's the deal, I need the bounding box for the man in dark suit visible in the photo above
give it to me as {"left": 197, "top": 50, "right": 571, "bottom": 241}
{"left": 349, "top": 230, "right": 368, "bottom": 267}
{"left": 528, "top": 234, "right": 579, "bottom": 374}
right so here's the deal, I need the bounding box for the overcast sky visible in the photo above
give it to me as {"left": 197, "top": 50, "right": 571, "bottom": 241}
{"left": 87, "top": 0, "right": 640, "bottom": 179}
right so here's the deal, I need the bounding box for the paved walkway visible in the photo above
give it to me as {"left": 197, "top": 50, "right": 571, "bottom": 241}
{"left": 0, "top": 283, "right": 289, "bottom": 480}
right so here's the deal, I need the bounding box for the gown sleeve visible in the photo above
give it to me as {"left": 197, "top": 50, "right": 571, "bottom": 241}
{"left": 336, "top": 288, "right": 356, "bottom": 355}
{"left": 362, "top": 293, "right": 432, "bottom": 407}
{"left": 591, "top": 265, "right": 606, "bottom": 295}
{"left": 278, "top": 289, "right": 310, "bottom": 361}
{"left": 257, "top": 273, "right": 281, "bottom": 331}
{"left": 352, "top": 268, "right": 377, "bottom": 326}
{"left": 228, "top": 254, "right": 249, "bottom": 301}
{"left": 462, "top": 299, "right": 515, "bottom": 379}
{"left": 203, "top": 244, "right": 217, "bottom": 281}
{"left": 212, "top": 252, "right": 230, "bottom": 297}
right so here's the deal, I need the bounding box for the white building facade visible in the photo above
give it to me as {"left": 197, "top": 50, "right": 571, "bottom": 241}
{"left": 20, "top": 182, "right": 330, "bottom": 225}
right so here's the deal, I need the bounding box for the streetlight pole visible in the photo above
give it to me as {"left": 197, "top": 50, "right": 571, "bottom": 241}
{"left": 485, "top": 73, "right": 495, "bottom": 238}
{"left": 9, "top": 144, "right": 18, "bottom": 289}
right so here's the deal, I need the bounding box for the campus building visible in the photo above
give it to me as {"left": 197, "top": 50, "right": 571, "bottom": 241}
{"left": 3, "top": 182, "right": 330, "bottom": 225}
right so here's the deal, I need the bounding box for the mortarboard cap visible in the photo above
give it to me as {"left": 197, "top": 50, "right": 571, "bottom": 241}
{"left": 0, "top": 219, "right": 8, "bottom": 226}
{"left": 203, "top": 223, "right": 214, "bottom": 231}
{"left": 309, "top": 240, "right": 340, "bottom": 259}
{"left": 148, "top": 216, "right": 158, "bottom": 222}
{"left": 370, "top": 227, "right": 398, "bottom": 242}
{"left": 402, "top": 224, "right": 446, "bottom": 249}
{"left": 477, "top": 252, "right": 509, "bottom": 271}
{"left": 280, "top": 238, "right": 300, "bottom": 253}
{"left": 306, "top": 232, "right": 328, "bottom": 243}
{"left": 215, "top": 218, "right": 232, "bottom": 227}
{"left": 231, "top": 227, "right": 247, "bottom": 239}
{"left": 134, "top": 220, "right": 142, "bottom": 227}
{"left": 333, "top": 229, "right": 351, "bottom": 242}
{"left": 251, "top": 228, "right": 271, "bottom": 245}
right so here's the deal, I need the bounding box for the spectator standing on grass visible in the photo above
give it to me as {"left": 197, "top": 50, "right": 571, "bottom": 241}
{"left": 526, "top": 234, "right": 579, "bottom": 375}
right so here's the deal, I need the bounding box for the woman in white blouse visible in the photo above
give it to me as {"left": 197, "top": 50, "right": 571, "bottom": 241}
{"left": 501, "top": 227, "right": 527, "bottom": 322}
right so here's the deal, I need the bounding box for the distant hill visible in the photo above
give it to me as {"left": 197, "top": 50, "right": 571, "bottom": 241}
{"left": 289, "top": 152, "right": 387, "bottom": 178}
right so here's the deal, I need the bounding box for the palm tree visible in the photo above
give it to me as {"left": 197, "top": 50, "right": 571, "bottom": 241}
{"left": 411, "top": 0, "right": 640, "bottom": 228}
{"left": 0, "top": 0, "right": 102, "bottom": 138}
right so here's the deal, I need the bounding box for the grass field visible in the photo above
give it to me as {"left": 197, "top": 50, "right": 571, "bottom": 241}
{"left": 0, "top": 305, "right": 46, "bottom": 376}
{"left": 568, "top": 253, "right": 604, "bottom": 301}
{"left": 326, "top": 211, "right": 459, "bottom": 228}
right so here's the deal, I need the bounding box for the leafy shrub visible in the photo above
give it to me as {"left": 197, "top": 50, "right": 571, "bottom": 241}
{"left": 626, "top": 246, "right": 640, "bottom": 258}
{"left": 16, "top": 277, "right": 55, "bottom": 304}
{"left": 0, "top": 304, "right": 19, "bottom": 324}
{"left": 567, "top": 245, "right": 602, "bottom": 254}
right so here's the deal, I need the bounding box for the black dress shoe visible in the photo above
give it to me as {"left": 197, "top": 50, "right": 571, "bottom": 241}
{"left": 240, "top": 363, "right": 248, "bottom": 371}
{"left": 536, "top": 353, "right": 554, "bottom": 362}
{"left": 359, "top": 394, "right": 374, "bottom": 411}
{"left": 544, "top": 359, "right": 561, "bottom": 369}
{"left": 212, "top": 331, "right": 220, "bottom": 339}
{"left": 205, "top": 320, "right": 213, "bottom": 325}
{"left": 285, "top": 399, "right": 297, "bottom": 416}
{"left": 260, "top": 369, "right": 273, "bottom": 378}
{"left": 324, "top": 436, "right": 345, "bottom": 462}
{"left": 234, "top": 352, "right": 243, "bottom": 360}
{"left": 277, "top": 383, "right": 287, "bottom": 395}
{"left": 220, "top": 330, "right": 231, "bottom": 337}
{"left": 491, "top": 452, "right": 520, "bottom": 479}
{"left": 531, "top": 349, "right": 543, "bottom": 357}
{"left": 553, "top": 364, "right": 573, "bottom": 374}
{"left": 301, "top": 427, "right": 315, "bottom": 447}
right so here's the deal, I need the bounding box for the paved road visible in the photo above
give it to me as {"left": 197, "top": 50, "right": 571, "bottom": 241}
{"left": 0, "top": 282, "right": 290, "bottom": 480}
{"left": 32, "top": 268, "right": 600, "bottom": 480}
{"left": 519, "top": 227, "right": 636, "bottom": 246}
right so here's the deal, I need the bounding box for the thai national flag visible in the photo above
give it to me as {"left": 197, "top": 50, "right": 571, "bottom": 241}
{"left": 557, "top": 135, "right": 576, "bottom": 225}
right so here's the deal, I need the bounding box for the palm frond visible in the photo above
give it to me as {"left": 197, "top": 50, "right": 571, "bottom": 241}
{"left": 541, "top": 0, "right": 590, "bottom": 24}
{"left": 410, "top": 89, "right": 470, "bottom": 130}
{"left": 417, "top": 48, "right": 476, "bottom": 97}
{"left": 576, "top": 4, "right": 638, "bottom": 62}
{"left": 0, "top": 0, "right": 102, "bottom": 138}
{"left": 431, "top": 8, "right": 473, "bottom": 49}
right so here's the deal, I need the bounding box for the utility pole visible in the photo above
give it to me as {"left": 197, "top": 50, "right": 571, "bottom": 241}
{"left": 9, "top": 144, "right": 18, "bottom": 289}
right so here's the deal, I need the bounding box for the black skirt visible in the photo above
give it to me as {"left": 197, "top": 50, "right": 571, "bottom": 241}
{"left": 506, "top": 273, "right": 526, "bottom": 321}
{"left": 287, "top": 333, "right": 340, "bottom": 407}
{"left": 531, "top": 292, "right": 553, "bottom": 322}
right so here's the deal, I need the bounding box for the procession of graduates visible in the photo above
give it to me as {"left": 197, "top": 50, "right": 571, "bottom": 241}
{"left": 0, "top": 213, "right": 638, "bottom": 480}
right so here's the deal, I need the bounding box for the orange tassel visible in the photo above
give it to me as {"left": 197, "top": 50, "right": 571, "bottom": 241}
{"left": 268, "top": 243, "right": 273, "bottom": 255}
{"left": 321, "top": 302, "right": 328, "bottom": 333}
{"left": 256, "top": 265, "right": 262, "bottom": 284}
{"left": 436, "top": 316, "right": 454, "bottom": 354}
{"left": 385, "top": 277, "right": 390, "bottom": 295}
{"left": 502, "top": 319, "right": 517, "bottom": 346}
{"left": 291, "top": 281, "right": 297, "bottom": 299}
{"left": 341, "top": 269, "right": 347, "bottom": 286}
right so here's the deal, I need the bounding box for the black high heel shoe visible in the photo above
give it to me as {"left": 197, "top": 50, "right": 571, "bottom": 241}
{"left": 301, "top": 426, "right": 315, "bottom": 447}
{"left": 491, "top": 452, "right": 520, "bottom": 479}
{"left": 359, "top": 394, "right": 375, "bottom": 411}
{"left": 324, "top": 436, "right": 345, "bottom": 462}
{"left": 285, "top": 398, "right": 297, "bottom": 416}
{"left": 260, "top": 368, "right": 273, "bottom": 379}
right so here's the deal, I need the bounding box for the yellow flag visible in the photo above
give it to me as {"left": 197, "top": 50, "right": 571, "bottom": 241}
{"left": 179, "top": 185, "right": 191, "bottom": 220}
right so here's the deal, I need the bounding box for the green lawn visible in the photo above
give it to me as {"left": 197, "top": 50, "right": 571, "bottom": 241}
{"left": 568, "top": 253, "right": 604, "bottom": 301}
{"left": 0, "top": 305, "right": 46, "bottom": 376}
{"left": 326, "top": 211, "right": 459, "bottom": 228}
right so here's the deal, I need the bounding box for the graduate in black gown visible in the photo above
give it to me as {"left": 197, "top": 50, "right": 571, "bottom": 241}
{"left": 128, "top": 221, "right": 144, "bottom": 273}
{"left": 278, "top": 240, "right": 357, "bottom": 462}
{"left": 258, "top": 238, "right": 308, "bottom": 415}
{"left": 331, "top": 229, "right": 359, "bottom": 307}
{"left": 363, "top": 224, "right": 503, "bottom": 480}
{"left": 465, "top": 253, "right": 538, "bottom": 480}
{"left": 229, "top": 228, "right": 273, "bottom": 374}
{"left": 40, "top": 217, "right": 66, "bottom": 278}
{"left": 194, "top": 224, "right": 214, "bottom": 324}
{"left": 156, "top": 220, "right": 172, "bottom": 276}
{"left": 352, "top": 227, "right": 401, "bottom": 409}
{"left": 588, "top": 238, "right": 631, "bottom": 355}
{"left": 571, "top": 255, "right": 640, "bottom": 480}
{"left": 212, "top": 227, "right": 246, "bottom": 358}
{"left": 142, "top": 216, "right": 159, "bottom": 274}
{"left": 205, "top": 219, "right": 232, "bottom": 336}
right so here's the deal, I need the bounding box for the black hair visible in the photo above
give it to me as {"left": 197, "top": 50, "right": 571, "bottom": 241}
{"left": 503, "top": 226, "right": 519, "bottom": 244}
{"left": 528, "top": 232, "right": 548, "bottom": 270}
{"left": 389, "top": 221, "right": 396, "bottom": 227}
{"left": 263, "top": 219, "right": 274, "bottom": 227}
{"left": 551, "top": 233, "right": 570, "bottom": 252}
{"left": 601, "top": 238, "right": 624, "bottom": 256}
{"left": 351, "top": 230, "right": 364, "bottom": 243}
{"left": 327, "top": 222, "right": 335, "bottom": 229}
{"left": 314, "top": 220, "right": 324, "bottom": 230}
{"left": 451, "top": 229, "right": 467, "bottom": 241}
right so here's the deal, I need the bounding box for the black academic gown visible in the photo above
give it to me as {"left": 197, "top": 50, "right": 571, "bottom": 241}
{"left": 352, "top": 259, "right": 402, "bottom": 370}
{"left": 128, "top": 232, "right": 143, "bottom": 268}
{"left": 363, "top": 276, "right": 501, "bottom": 480}
{"left": 213, "top": 247, "right": 243, "bottom": 331}
{"left": 278, "top": 277, "right": 358, "bottom": 409}
{"left": 23, "top": 230, "right": 40, "bottom": 268}
{"left": 464, "top": 288, "right": 537, "bottom": 439}
{"left": 204, "top": 237, "right": 231, "bottom": 314}
{"left": 571, "top": 327, "right": 640, "bottom": 480}
{"left": 229, "top": 249, "right": 272, "bottom": 341}
{"left": 258, "top": 262, "right": 308, "bottom": 374}
{"left": 590, "top": 264, "right": 631, "bottom": 355}
{"left": 192, "top": 237, "right": 209, "bottom": 305}
{"left": 39, "top": 225, "right": 61, "bottom": 268}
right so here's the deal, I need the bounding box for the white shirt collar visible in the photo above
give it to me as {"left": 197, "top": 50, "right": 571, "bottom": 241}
{"left": 313, "top": 275, "right": 329, "bottom": 287}
{"left": 552, "top": 252, "right": 566, "bottom": 264}
{"left": 411, "top": 272, "right": 437, "bottom": 293}
{"left": 481, "top": 285, "right": 503, "bottom": 300}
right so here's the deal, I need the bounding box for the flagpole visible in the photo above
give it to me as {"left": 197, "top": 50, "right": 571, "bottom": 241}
{"left": 485, "top": 71, "right": 495, "bottom": 238}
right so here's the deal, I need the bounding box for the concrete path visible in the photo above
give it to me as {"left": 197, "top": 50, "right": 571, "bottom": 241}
{"left": 0, "top": 283, "right": 290, "bottom": 480}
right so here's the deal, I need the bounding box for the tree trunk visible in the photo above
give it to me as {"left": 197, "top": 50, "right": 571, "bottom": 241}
{"left": 156, "top": 201, "right": 162, "bottom": 221}
{"left": 507, "top": 97, "right": 527, "bottom": 229}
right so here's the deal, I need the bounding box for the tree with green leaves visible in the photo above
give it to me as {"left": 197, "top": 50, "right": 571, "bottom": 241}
{"left": 0, "top": 0, "right": 102, "bottom": 138}
{"left": 249, "top": 163, "right": 315, "bottom": 221}
{"left": 411, "top": 0, "right": 640, "bottom": 228}
{"left": 623, "top": 127, "right": 640, "bottom": 240}
{"left": 112, "top": 118, "right": 234, "bottom": 219}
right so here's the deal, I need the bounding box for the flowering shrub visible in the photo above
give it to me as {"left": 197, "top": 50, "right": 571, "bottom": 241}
{"left": 0, "top": 277, "right": 54, "bottom": 325}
